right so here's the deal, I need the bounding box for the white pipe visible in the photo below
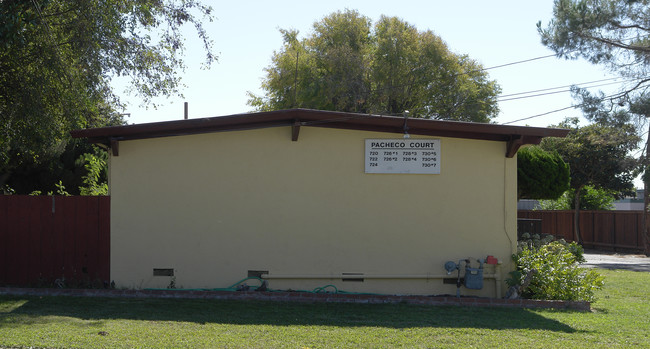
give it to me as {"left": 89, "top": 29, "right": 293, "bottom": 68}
{"left": 262, "top": 274, "right": 455, "bottom": 279}
{"left": 262, "top": 273, "right": 500, "bottom": 279}
{"left": 494, "top": 263, "right": 502, "bottom": 297}
{"left": 261, "top": 263, "right": 503, "bottom": 297}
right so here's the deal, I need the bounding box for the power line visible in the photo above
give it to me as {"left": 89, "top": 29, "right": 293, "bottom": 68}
{"left": 498, "top": 77, "right": 621, "bottom": 99}
{"left": 500, "top": 86, "right": 646, "bottom": 125}
{"left": 498, "top": 78, "right": 638, "bottom": 102}
{"left": 459, "top": 33, "right": 648, "bottom": 78}
{"left": 368, "top": 53, "right": 562, "bottom": 96}
{"left": 264, "top": 51, "right": 574, "bottom": 107}
{"left": 463, "top": 53, "right": 559, "bottom": 76}
{"left": 264, "top": 32, "right": 650, "bottom": 103}
{"left": 501, "top": 106, "right": 578, "bottom": 125}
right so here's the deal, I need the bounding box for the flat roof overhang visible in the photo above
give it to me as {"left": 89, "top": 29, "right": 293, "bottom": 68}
{"left": 70, "top": 108, "right": 569, "bottom": 158}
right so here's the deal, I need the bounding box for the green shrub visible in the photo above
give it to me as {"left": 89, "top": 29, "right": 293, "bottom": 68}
{"left": 517, "top": 233, "right": 585, "bottom": 262}
{"left": 537, "top": 185, "right": 616, "bottom": 210}
{"left": 517, "top": 146, "right": 570, "bottom": 200}
{"left": 507, "top": 240, "right": 604, "bottom": 302}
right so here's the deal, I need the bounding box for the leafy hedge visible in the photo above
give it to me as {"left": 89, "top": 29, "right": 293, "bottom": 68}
{"left": 507, "top": 234, "right": 604, "bottom": 302}
{"left": 517, "top": 146, "right": 570, "bottom": 200}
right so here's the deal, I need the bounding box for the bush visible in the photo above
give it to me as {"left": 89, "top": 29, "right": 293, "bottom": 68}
{"left": 507, "top": 238, "right": 604, "bottom": 302}
{"left": 517, "top": 146, "right": 570, "bottom": 200}
{"left": 537, "top": 186, "right": 616, "bottom": 211}
{"left": 517, "top": 233, "right": 585, "bottom": 262}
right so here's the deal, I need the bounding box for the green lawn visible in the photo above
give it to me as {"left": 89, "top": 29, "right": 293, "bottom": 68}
{"left": 1, "top": 269, "right": 648, "bottom": 348}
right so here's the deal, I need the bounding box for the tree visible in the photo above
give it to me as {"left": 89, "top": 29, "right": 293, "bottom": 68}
{"left": 628, "top": 95, "right": 650, "bottom": 254}
{"left": 5, "top": 139, "right": 103, "bottom": 195}
{"left": 0, "top": 0, "right": 216, "bottom": 192}
{"left": 541, "top": 118, "right": 639, "bottom": 242}
{"left": 248, "top": 10, "right": 501, "bottom": 122}
{"left": 77, "top": 149, "right": 109, "bottom": 196}
{"left": 517, "top": 146, "right": 570, "bottom": 200}
{"left": 538, "top": 0, "right": 650, "bottom": 90}
{"left": 538, "top": 0, "right": 650, "bottom": 253}
{"left": 538, "top": 186, "right": 617, "bottom": 210}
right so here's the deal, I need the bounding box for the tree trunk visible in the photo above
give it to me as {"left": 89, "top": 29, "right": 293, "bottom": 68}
{"left": 573, "top": 186, "right": 584, "bottom": 244}
{"left": 0, "top": 172, "right": 10, "bottom": 194}
{"left": 641, "top": 123, "right": 650, "bottom": 256}
{"left": 641, "top": 177, "right": 650, "bottom": 257}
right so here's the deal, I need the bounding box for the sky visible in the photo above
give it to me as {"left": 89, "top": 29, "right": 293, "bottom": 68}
{"left": 114, "top": 1, "right": 624, "bottom": 128}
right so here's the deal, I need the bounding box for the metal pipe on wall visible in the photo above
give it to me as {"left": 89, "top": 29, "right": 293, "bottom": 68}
{"left": 261, "top": 263, "right": 503, "bottom": 298}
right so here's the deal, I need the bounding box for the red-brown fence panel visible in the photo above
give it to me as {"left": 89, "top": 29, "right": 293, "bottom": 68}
{"left": 0, "top": 195, "right": 110, "bottom": 287}
{"left": 518, "top": 210, "right": 644, "bottom": 251}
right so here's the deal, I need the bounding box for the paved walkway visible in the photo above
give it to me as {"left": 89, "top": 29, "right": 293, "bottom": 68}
{"left": 582, "top": 250, "right": 650, "bottom": 272}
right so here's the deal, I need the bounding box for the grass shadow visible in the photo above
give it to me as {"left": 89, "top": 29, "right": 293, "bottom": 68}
{"left": 0, "top": 295, "right": 580, "bottom": 333}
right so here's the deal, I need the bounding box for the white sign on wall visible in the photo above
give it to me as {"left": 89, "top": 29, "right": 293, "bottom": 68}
{"left": 365, "top": 139, "right": 441, "bottom": 174}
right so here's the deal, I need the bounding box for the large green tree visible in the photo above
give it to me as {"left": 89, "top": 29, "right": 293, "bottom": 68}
{"left": 0, "top": 0, "right": 215, "bottom": 192}
{"left": 248, "top": 10, "right": 501, "bottom": 122}
{"left": 541, "top": 118, "right": 639, "bottom": 242}
{"left": 538, "top": 0, "right": 650, "bottom": 252}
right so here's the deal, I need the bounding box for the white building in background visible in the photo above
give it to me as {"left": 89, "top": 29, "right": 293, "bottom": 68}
{"left": 517, "top": 189, "right": 644, "bottom": 211}
{"left": 517, "top": 199, "right": 540, "bottom": 210}
{"left": 614, "top": 189, "right": 644, "bottom": 211}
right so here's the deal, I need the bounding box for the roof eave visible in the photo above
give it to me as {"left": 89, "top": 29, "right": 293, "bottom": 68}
{"left": 70, "top": 109, "right": 569, "bottom": 158}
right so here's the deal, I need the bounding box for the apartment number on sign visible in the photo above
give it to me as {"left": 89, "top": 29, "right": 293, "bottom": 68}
{"left": 365, "top": 139, "right": 441, "bottom": 174}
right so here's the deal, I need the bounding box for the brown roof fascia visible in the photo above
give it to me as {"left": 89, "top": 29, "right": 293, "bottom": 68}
{"left": 70, "top": 108, "right": 569, "bottom": 157}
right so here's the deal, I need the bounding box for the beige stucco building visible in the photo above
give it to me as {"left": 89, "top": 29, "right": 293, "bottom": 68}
{"left": 72, "top": 109, "right": 568, "bottom": 297}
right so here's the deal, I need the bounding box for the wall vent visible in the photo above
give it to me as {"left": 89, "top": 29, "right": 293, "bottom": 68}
{"left": 342, "top": 272, "right": 364, "bottom": 282}
{"left": 153, "top": 268, "right": 174, "bottom": 276}
{"left": 248, "top": 270, "right": 269, "bottom": 278}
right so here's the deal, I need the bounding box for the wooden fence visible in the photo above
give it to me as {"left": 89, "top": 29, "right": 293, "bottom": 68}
{"left": 0, "top": 195, "right": 110, "bottom": 287}
{"left": 518, "top": 210, "right": 644, "bottom": 251}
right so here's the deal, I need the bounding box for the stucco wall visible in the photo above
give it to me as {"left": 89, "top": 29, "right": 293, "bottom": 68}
{"left": 109, "top": 126, "right": 517, "bottom": 296}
